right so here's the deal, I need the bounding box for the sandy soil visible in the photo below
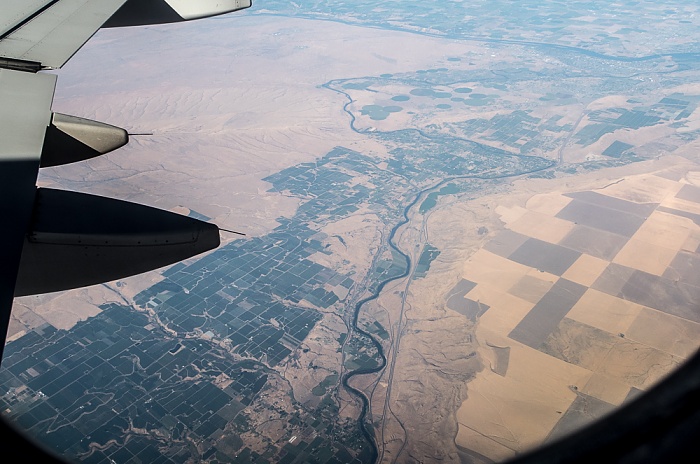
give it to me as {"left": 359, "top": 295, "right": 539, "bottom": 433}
{"left": 445, "top": 157, "right": 700, "bottom": 461}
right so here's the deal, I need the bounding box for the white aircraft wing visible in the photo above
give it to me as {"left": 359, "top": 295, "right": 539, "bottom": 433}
{"left": 1, "top": 0, "right": 129, "bottom": 70}
{"left": 0, "top": 0, "right": 251, "bottom": 360}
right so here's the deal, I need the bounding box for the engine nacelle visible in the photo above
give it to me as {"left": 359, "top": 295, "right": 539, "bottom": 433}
{"left": 41, "top": 113, "right": 128, "bottom": 168}
{"left": 103, "top": 0, "right": 252, "bottom": 27}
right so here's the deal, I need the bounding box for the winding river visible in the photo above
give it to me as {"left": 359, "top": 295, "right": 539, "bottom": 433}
{"left": 307, "top": 14, "right": 698, "bottom": 461}
{"left": 339, "top": 162, "right": 555, "bottom": 462}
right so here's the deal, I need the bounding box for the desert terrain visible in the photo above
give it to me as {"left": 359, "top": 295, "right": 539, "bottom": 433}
{"left": 422, "top": 157, "right": 700, "bottom": 462}
{"left": 2, "top": 5, "right": 700, "bottom": 464}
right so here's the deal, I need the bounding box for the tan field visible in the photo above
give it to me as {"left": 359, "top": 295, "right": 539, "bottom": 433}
{"left": 633, "top": 210, "right": 694, "bottom": 248}
{"left": 612, "top": 238, "right": 680, "bottom": 276}
{"left": 594, "top": 174, "right": 682, "bottom": 204}
{"left": 567, "top": 289, "right": 642, "bottom": 334}
{"left": 626, "top": 308, "right": 700, "bottom": 358}
{"left": 463, "top": 249, "right": 537, "bottom": 294}
{"left": 451, "top": 160, "right": 700, "bottom": 460}
{"left": 507, "top": 211, "right": 576, "bottom": 244}
{"left": 525, "top": 193, "right": 573, "bottom": 216}
{"left": 561, "top": 254, "right": 609, "bottom": 287}
{"left": 456, "top": 341, "right": 592, "bottom": 457}
{"left": 579, "top": 372, "right": 631, "bottom": 406}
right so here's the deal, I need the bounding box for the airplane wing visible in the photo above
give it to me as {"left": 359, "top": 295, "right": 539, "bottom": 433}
{"left": 0, "top": 0, "right": 251, "bottom": 361}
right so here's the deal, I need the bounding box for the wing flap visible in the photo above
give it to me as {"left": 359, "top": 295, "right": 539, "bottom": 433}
{"left": 0, "top": 69, "right": 56, "bottom": 159}
{"left": 0, "top": 0, "right": 56, "bottom": 37}
{"left": 0, "top": 0, "right": 127, "bottom": 69}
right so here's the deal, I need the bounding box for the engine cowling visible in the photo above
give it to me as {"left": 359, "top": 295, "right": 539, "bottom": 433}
{"left": 103, "top": 0, "right": 252, "bottom": 27}
{"left": 40, "top": 113, "right": 128, "bottom": 168}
